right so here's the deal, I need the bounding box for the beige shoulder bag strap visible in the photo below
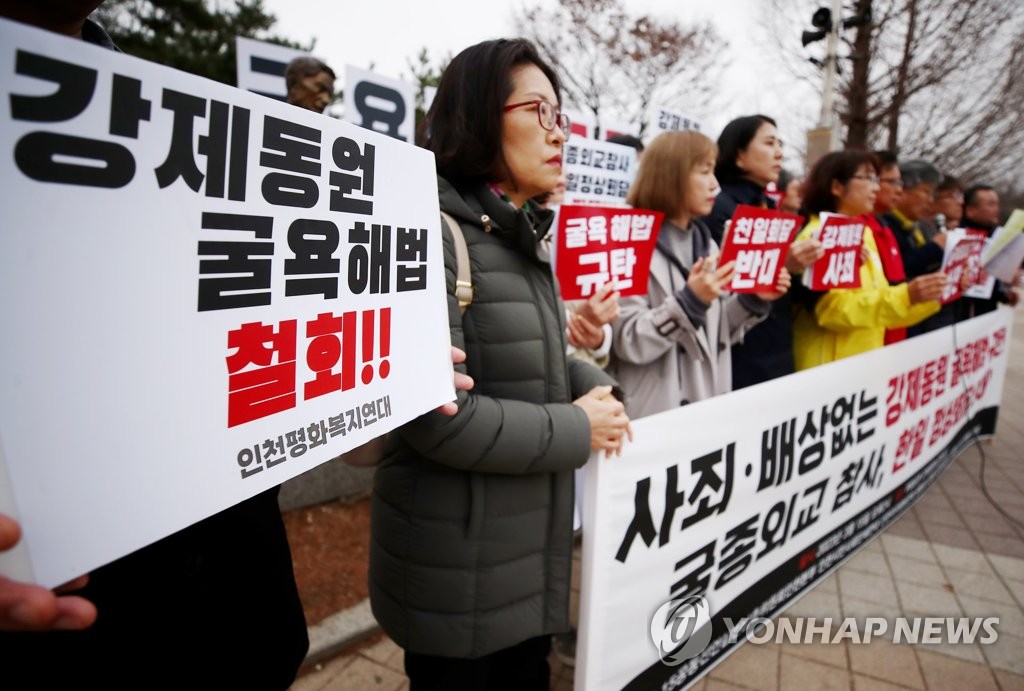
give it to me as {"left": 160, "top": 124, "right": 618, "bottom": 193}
{"left": 440, "top": 211, "right": 473, "bottom": 314}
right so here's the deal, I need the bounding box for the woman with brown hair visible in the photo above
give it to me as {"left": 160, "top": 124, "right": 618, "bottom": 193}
{"left": 792, "top": 150, "right": 946, "bottom": 370}
{"left": 610, "top": 130, "right": 790, "bottom": 418}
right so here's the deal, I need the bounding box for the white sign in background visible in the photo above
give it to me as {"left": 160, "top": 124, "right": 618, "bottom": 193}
{"left": 234, "top": 35, "right": 310, "bottom": 101}
{"left": 578, "top": 310, "right": 1012, "bottom": 690}
{"left": 563, "top": 138, "right": 638, "bottom": 207}
{"left": 343, "top": 65, "right": 416, "bottom": 143}
{"left": 563, "top": 107, "right": 596, "bottom": 140}
{"left": 650, "top": 105, "right": 704, "bottom": 135}
{"left": 0, "top": 19, "right": 452, "bottom": 587}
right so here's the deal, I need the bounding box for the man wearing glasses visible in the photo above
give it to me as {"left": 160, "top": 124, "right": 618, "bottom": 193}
{"left": 887, "top": 159, "right": 954, "bottom": 335}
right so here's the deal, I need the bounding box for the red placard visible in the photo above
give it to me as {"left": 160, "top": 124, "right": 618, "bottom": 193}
{"left": 805, "top": 213, "right": 865, "bottom": 291}
{"left": 718, "top": 204, "right": 803, "bottom": 293}
{"left": 940, "top": 230, "right": 988, "bottom": 304}
{"left": 554, "top": 205, "right": 664, "bottom": 300}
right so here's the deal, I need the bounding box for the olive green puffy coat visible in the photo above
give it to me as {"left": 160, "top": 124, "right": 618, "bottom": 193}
{"left": 369, "top": 177, "right": 617, "bottom": 658}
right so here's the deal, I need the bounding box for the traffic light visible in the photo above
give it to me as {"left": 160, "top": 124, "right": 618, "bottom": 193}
{"left": 801, "top": 7, "right": 833, "bottom": 47}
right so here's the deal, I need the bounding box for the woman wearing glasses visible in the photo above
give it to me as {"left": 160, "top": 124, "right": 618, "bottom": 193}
{"left": 368, "top": 38, "right": 631, "bottom": 690}
{"left": 792, "top": 150, "right": 946, "bottom": 370}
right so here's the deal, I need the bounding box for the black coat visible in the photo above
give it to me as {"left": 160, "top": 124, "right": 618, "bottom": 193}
{"left": 701, "top": 180, "right": 795, "bottom": 388}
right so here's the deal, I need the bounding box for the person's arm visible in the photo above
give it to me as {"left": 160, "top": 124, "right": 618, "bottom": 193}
{"left": 814, "top": 273, "right": 943, "bottom": 331}
{"left": 399, "top": 218, "right": 622, "bottom": 473}
{"left": 0, "top": 514, "right": 96, "bottom": 631}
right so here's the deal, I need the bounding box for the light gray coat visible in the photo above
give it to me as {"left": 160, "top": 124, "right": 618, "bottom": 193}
{"left": 610, "top": 219, "right": 768, "bottom": 419}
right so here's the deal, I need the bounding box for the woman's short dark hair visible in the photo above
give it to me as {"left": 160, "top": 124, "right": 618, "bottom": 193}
{"left": 714, "top": 114, "right": 777, "bottom": 186}
{"left": 802, "top": 150, "right": 878, "bottom": 215}
{"left": 419, "top": 38, "right": 561, "bottom": 186}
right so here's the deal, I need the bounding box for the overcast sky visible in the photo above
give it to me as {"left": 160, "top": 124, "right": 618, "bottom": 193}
{"left": 261, "top": 0, "right": 821, "bottom": 171}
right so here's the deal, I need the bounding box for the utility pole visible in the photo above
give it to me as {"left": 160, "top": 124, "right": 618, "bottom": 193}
{"left": 802, "top": 0, "right": 872, "bottom": 168}
{"left": 818, "top": 0, "right": 842, "bottom": 146}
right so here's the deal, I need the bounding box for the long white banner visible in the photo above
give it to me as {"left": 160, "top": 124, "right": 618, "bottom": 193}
{"left": 0, "top": 18, "right": 451, "bottom": 587}
{"left": 579, "top": 310, "right": 1012, "bottom": 690}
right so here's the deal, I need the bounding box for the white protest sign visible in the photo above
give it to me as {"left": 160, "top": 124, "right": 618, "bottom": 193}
{"left": 578, "top": 311, "right": 1012, "bottom": 690}
{"left": 563, "top": 107, "right": 596, "bottom": 140}
{"left": 235, "top": 35, "right": 309, "bottom": 101}
{"left": 601, "top": 120, "right": 636, "bottom": 141}
{"left": 343, "top": 65, "right": 416, "bottom": 143}
{"left": 0, "top": 18, "right": 452, "bottom": 587}
{"left": 564, "top": 138, "right": 638, "bottom": 207}
{"left": 650, "top": 105, "right": 704, "bottom": 134}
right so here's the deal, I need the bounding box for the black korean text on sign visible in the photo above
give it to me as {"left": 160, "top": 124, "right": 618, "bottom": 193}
{"left": 348, "top": 221, "right": 391, "bottom": 294}
{"left": 197, "top": 213, "right": 273, "bottom": 311}
{"left": 395, "top": 227, "right": 428, "bottom": 292}
{"left": 330, "top": 136, "right": 375, "bottom": 214}
{"left": 237, "top": 395, "right": 393, "bottom": 478}
{"left": 714, "top": 515, "right": 758, "bottom": 589}
{"left": 351, "top": 80, "right": 408, "bottom": 142}
{"left": 12, "top": 51, "right": 142, "bottom": 188}
{"left": 683, "top": 479, "right": 829, "bottom": 594}
{"left": 154, "top": 91, "right": 250, "bottom": 200}
{"left": 285, "top": 219, "right": 340, "bottom": 299}
{"left": 260, "top": 116, "right": 321, "bottom": 207}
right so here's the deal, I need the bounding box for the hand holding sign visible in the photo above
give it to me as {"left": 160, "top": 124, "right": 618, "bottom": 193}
{"left": 0, "top": 515, "right": 95, "bottom": 632}
{"left": 688, "top": 255, "right": 735, "bottom": 303}
{"left": 573, "top": 385, "right": 632, "bottom": 459}
{"left": 755, "top": 266, "right": 792, "bottom": 302}
{"left": 939, "top": 230, "right": 987, "bottom": 304}
{"left": 577, "top": 282, "right": 621, "bottom": 325}
{"left": 785, "top": 238, "right": 825, "bottom": 273}
{"left": 908, "top": 272, "right": 948, "bottom": 304}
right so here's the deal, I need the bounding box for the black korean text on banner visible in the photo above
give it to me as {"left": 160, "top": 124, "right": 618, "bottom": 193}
{"left": 0, "top": 17, "right": 451, "bottom": 589}
{"left": 342, "top": 65, "right": 415, "bottom": 143}
{"left": 575, "top": 311, "right": 1012, "bottom": 691}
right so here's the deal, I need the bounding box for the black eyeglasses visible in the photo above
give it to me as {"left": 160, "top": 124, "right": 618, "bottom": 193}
{"left": 503, "top": 100, "right": 570, "bottom": 133}
{"left": 851, "top": 174, "right": 880, "bottom": 185}
{"left": 879, "top": 177, "right": 904, "bottom": 188}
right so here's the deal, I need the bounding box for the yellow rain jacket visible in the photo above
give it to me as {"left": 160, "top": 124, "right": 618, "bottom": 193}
{"left": 793, "top": 216, "right": 940, "bottom": 370}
